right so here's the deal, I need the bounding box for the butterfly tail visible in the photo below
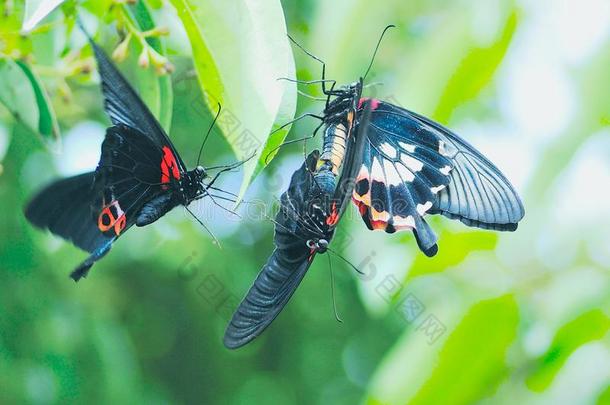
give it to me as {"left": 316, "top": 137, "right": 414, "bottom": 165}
{"left": 413, "top": 216, "right": 438, "bottom": 257}
{"left": 69, "top": 239, "right": 114, "bottom": 282}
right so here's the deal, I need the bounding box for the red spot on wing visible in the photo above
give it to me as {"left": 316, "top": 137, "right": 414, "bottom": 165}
{"left": 352, "top": 197, "right": 369, "bottom": 217}
{"left": 351, "top": 196, "right": 393, "bottom": 232}
{"left": 161, "top": 146, "right": 180, "bottom": 184}
{"left": 358, "top": 97, "right": 380, "bottom": 110}
{"left": 326, "top": 202, "right": 339, "bottom": 226}
{"left": 98, "top": 201, "right": 126, "bottom": 236}
{"left": 308, "top": 249, "right": 316, "bottom": 262}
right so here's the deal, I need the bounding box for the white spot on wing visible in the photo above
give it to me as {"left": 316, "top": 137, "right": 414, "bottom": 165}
{"left": 439, "top": 140, "right": 458, "bottom": 158}
{"left": 383, "top": 160, "right": 402, "bottom": 186}
{"left": 400, "top": 154, "right": 424, "bottom": 172}
{"left": 417, "top": 201, "right": 433, "bottom": 215}
{"left": 398, "top": 142, "right": 416, "bottom": 153}
{"left": 357, "top": 165, "right": 370, "bottom": 181}
{"left": 371, "top": 157, "right": 384, "bottom": 182}
{"left": 431, "top": 185, "right": 446, "bottom": 194}
{"left": 379, "top": 143, "right": 397, "bottom": 159}
{"left": 440, "top": 165, "right": 452, "bottom": 175}
{"left": 393, "top": 215, "right": 416, "bottom": 229}
{"left": 395, "top": 162, "right": 415, "bottom": 182}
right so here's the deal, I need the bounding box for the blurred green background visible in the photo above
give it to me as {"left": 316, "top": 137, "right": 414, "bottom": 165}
{"left": 1, "top": 0, "right": 609, "bottom": 404}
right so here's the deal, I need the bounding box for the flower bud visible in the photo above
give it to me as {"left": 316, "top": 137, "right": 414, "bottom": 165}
{"left": 138, "top": 48, "right": 150, "bottom": 68}
{"left": 112, "top": 34, "right": 131, "bottom": 63}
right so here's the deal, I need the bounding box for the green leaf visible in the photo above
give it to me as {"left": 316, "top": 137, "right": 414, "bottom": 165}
{"left": 0, "top": 57, "right": 60, "bottom": 147}
{"left": 433, "top": 10, "right": 519, "bottom": 123}
{"left": 169, "top": 0, "right": 297, "bottom": 198}
{"left": 598, "top": 384, "right": 610, "bottom": 405}
{"left": 405, "top": 228, "right": 498, "bottom": 281}
{"left": 16, "top": 60, "right": 60, "bottom": 143}
{"left": 0, "top": 58, "right": 39, "bottom": 134}
{"left": 365, "top": 295, "right": 519, "bottom": 405}
{"left": 410, "top": 295, "right": 519, "bottom": 404}
{"left": 526, "top": 309, "right": 610, "bottom": 392}
{"left": 22, "top": 0, "right": 66, "bottom": 33}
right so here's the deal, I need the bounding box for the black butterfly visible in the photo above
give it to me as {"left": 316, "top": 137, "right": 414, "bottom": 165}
{"left": 292, "top": 25, "right": 525, "bottom": 256}
{"left": 223, "top": 103, "right": 373, "bottom": 349}
{"left": 25, "top": 33, "right": 228, "bottom": 281}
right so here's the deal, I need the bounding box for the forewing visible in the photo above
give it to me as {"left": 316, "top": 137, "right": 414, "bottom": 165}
{"left": 87, "top": 36, "right": 187, "bottom": 171}
{"left": 401, "top": 106, "right": 524, "bottom": 229}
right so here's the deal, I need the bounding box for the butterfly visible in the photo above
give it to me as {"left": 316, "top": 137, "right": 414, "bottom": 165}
{"left": 291, "top": 25, "right": 525, "bottom": 256}
{"left": 25, "top": 31, "right": 230, "bottom": 281}
{"left": 223, "top": 103, "right": 374, "bottom": 349}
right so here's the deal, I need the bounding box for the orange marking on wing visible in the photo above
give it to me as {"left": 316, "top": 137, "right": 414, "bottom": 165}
{"left": 98, "top": 207, "right": 114, "bottom": 232}
{"left": 370, "top": 207, "right": 390, "bottom": 222}
{"left": 369, "top": 220, "right": 388, "bottom": 231}
{"left": 352, "top": 198, "right": 368, "bottom": 217}
{"left": 352, "top": 190, "right": 371, "bottom": 206}
{"left": 98, "top": 201, "right": 127, "bottom": 236}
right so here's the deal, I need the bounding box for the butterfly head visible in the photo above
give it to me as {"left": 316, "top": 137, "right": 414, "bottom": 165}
{"left": 323, "top": 79, "right": 363, "bottom": 122}
{"left": 182, "top": 166, "right": 209, "bottom": 203}
{"left": 195, "top": 165, "right": 207, "bottom": 180}
{"left": 306, "top": 238, "right": 329, "bottom": 254}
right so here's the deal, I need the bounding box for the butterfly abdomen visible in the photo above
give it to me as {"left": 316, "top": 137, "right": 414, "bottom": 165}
{"left": 320, "top": 111, "right": 355, "bottom": 175}
{"left": 136, "top": 193, "right": 178, "bottom": 227}
{"left": 320, "top": 123, "right": 348, "bottom": 174}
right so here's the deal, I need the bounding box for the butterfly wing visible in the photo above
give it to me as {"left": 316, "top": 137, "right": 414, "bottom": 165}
{"left": 352, "top": 100, "right": 524, "bottom": 255}
{"left": 405, "top": 108, "right": 525, "bottom": 230}
{"left": 24, "top": 172, "right": 117, "bottom": 281}
{"left": 87, "top": 35, "right": 187, "bottom": 172}
{"left": 25, "top": 172, "right": 111, "bottom": 253}
{"left": 224, "top": 152, "right": 319, "bottom": 348}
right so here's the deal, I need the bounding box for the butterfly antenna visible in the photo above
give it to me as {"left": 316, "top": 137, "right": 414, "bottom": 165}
{"left": 327, "top": 247, "right": 364, "bottom": 275}
{"left": 197, "top": 103, "right": 222, "bottom": 167}
{"left": 185, "top": 206, "right": 222, "bottom": 248}
{"left": 288, "top": 34, "right": 325, "bottom": 65}
{"left": 328, "top": 254, "right": 343, "bottom": 323}
{"left": 363, "top": 24, "right": 396, "bottom": 81}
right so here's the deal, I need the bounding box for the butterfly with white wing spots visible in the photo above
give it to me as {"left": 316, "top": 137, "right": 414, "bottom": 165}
{"left": 25, "top": 29, "right": 234, "bottom": 281}
{"left": 288, "top": 25, "right": 524, "bottom": 257}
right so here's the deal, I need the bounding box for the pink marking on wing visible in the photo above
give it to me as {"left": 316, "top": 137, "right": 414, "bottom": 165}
{"left": 358, "top": 97, "right": 380, "bottom": 110}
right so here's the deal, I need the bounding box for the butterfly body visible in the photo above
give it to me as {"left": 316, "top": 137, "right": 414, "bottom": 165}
{"left": 223, "top": 103, "right": 374, "bottom": 349}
